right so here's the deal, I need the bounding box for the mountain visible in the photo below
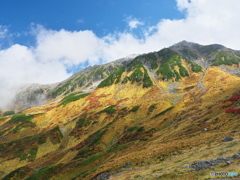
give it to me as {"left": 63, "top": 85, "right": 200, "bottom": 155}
{"left": 1, "top": 41, "right": 240, "bottom": 180}
{"left": 170, "top": 40, "right": 240, "bottom": 69}
{"left": 12, "top": 41, "right": 240, "bottom": 111}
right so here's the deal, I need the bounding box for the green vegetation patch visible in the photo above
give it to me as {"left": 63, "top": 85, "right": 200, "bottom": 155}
{"left": 126, "top": 126, "right": 145, "bottom": 132}
{"left": 2, "top": 167, "right": 34, "bottom": 180}
{"left": 0, "top": 117, "right": 7, "bottom": 121}
{"left": 210, "top": 51, "right": 240, "bottom": 66}
{"left": 173, "top": 70, "right": 181, "bottom": 80}
{"left": 185, "top": 59, "right": 203, "bottom": 73}
{"left": 155, "top": 48, "right": 202, "bottom": 80}
{"left": 8, "top": 114, "right": 35, "bottom": 133}
{"left": 143, "top": 67, "right": 153, "bottom": 88}
{"left": 80, "top": 153, "right": 105, "bottom": 166}
{"left": 48, "top": 80, "right": 77, "bottom": 99}
{"left": 98, "top": 67, "right": 125, "bottom": 88}
{"left": 156, "top": 49, "right": 185, "bottom": 80}
{"left": 184, "top": 85, "right": 195, "bottom": 90}
{"left": 129, "top": 106, "right": 140, "bottom": 112}
{"left": 106, "top": 143, "right": 129, "bottom": 153}
{"left": 61, "top": 91, "right": 83, "bottom": 101}
{"left": 0, "top": 127, "right": 12, "bottom": 137}
{"left": 25, "top": 164, "right": 64, "bottom": 180}
{"left": 137, "top": 126, "right": 145, "bottom": 132}
{"left": 127, "top": 126, "right": 139, "bottom": 132}
{"left": 153, "top": 106, "right": 174, "bottom": 118}
{"left": 2, "top": 110, "right": 15, "bottom": 116}
{"left": 179, "top": 64, "right": 189, "bottom": 76}
{"left": 151, "top": 61, "right": 158, "bottom": 70}
{"left": 129, "top": 67, "right": 144, "bottom": 83}
{"left": 99, "top": 105, "right": 116, "bottom": 114}
{"left": 127, "top": 60, "right": 144, "bottom": 71}
{"left": 9, "top": 114, "right": 34, "bottom": 124}
{"left": 38, "top": 127, "right": 63, "bottom": 145}
{"left": 137, "top": 53, "right": 158, "bottom": 62}
{"left": 148, "top": 104, "right": 158, "bottom": 113}
{"left": 0, "top": 133, "right": 42, "bottom": 161}
{"left": 19, "top": 146, "right": 38, "bottom": 161}
{"left": 139, "top": 137, "right": 148, "bottom": 141}
{"left": 59, "top": 93, "right": 90, "bottom": 106}
{"left": 135, "top": 53, "right": 158, "bottom": 70}
{"left": 89, "top": 129, "right": 108, "bottom": 146}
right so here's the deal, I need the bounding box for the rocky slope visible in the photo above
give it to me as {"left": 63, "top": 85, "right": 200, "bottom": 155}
{"left": 1, "top": 41, "right": 240, "bottom": 180}
{"left": 12, "top": 41, "right": 240, "bottom": 112}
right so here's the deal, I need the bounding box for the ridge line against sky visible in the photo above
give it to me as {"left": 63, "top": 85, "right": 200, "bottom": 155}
{"left": 0, "top": 0, "right": 240, "bottom": 108}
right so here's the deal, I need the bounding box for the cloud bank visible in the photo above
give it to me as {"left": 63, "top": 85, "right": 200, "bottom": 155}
{"left": 1, "top": 0, "right": 240, "bottom": 108}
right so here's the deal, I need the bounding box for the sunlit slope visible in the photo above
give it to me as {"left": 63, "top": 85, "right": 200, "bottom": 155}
{"left": 1, "top": 42, "right": 240, "bottom": 180}
{"left": 1, "top": 66, "right": 240, "bottom": 180}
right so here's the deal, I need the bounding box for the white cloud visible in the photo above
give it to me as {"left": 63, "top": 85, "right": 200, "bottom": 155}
{"left": 35, "top": 27, "right": 102, "bottom": 66}
{"left": 0, "top": 26, "right": 8, "bottom": 48}
{"left": 1, "top": 0, "right": 240, "bottom": 108}
{"left": 125, "top": 17, "right": 144, "bottom": 30}
{"left": 0, "top": 44, "right": 70, "bottom": 108}
{"left": 0, "top": 25, "right": 7, "bottom": 39}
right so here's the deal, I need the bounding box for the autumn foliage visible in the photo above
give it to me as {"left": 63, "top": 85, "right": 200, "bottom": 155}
{"left": 225, "top": 108, "right": 240, "bottom": 114}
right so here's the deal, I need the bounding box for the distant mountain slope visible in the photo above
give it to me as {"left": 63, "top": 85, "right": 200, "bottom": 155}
{"left": 11, "top": 41, "right": 240, "bottom": 111}
{"left": 170, "top": 40, "right": 240, "bottom": 68}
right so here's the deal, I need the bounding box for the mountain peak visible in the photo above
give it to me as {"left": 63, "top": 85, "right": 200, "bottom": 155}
{"left": 172, "top": 40, "right": 199, "bottom": 47}
{"left": 171, "top": 40, "right": 226, "bottom": 51}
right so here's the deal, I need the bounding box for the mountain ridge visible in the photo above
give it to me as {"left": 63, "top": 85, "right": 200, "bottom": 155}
{"left": 1, "top": 41, "right": 240, "bottom": 179}
{"left": 9, "top": 41, "right": 240, "bottom": 111}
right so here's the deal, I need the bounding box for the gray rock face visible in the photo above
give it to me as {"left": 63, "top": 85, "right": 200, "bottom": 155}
{"left": 187, "top": 158, "right": 230, "bottom": 171}
{"left": 183, "top": 152, "right": 240, "bottom": 171}
{"left": 222, "top": 136, "right": 234, "bottom": 142}
{"left": 231, "top": 152, "right": 240, "bottom": 160}
{"left": 92, "top": 172, "right": 112, "bottom": 180}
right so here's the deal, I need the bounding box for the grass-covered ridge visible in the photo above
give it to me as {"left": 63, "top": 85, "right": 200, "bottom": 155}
{"left": 9, "top": 114, "right": 34, "bottom": 124}
{"left": 123, "top": 59, "right": 154, "bottom": 88}
{"left": 155, "top": 48, "right": 202, "bottom": 80}
{"left": 2, "top": 110, "right": 15, "bottom": 116}
{"left": 97, "top": 48, "right": 203, "bottom": 88}
{"left": 156, "top": 49, "right": 188, "bottom": 80}
{"left": 209, "top": 50, "right": 240, "bottom": 66}
{"left": 98, "top": 59, "right": 154, "bottom": 88}
{"left": 98, "top": 67, "right": 125, "bottom": 88}
{"left": 59, "top": 92, "right": 90, "bottom": 106}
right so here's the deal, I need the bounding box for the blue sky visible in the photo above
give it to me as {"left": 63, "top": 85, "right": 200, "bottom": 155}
{"left": 0, "top": 0, "right": 240, "bottom": 107}
{"left": 0, "top": 0, "right": 183, "bottom": 48}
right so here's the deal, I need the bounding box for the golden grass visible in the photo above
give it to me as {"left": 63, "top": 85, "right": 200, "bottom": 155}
{"left": 1, "top": 66, "right": 240, "bottom": 180}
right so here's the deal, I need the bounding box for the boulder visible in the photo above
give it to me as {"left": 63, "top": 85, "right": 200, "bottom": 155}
{"left": 222, "top": 136, "right": 233, "bottom": 142}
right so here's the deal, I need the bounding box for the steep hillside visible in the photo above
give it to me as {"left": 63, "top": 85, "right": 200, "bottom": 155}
{"left": 171, "top": 41, "right": 240, "bottom": 69}
{"left": 1, "top": 41, "right": 240, "bottom": 180}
